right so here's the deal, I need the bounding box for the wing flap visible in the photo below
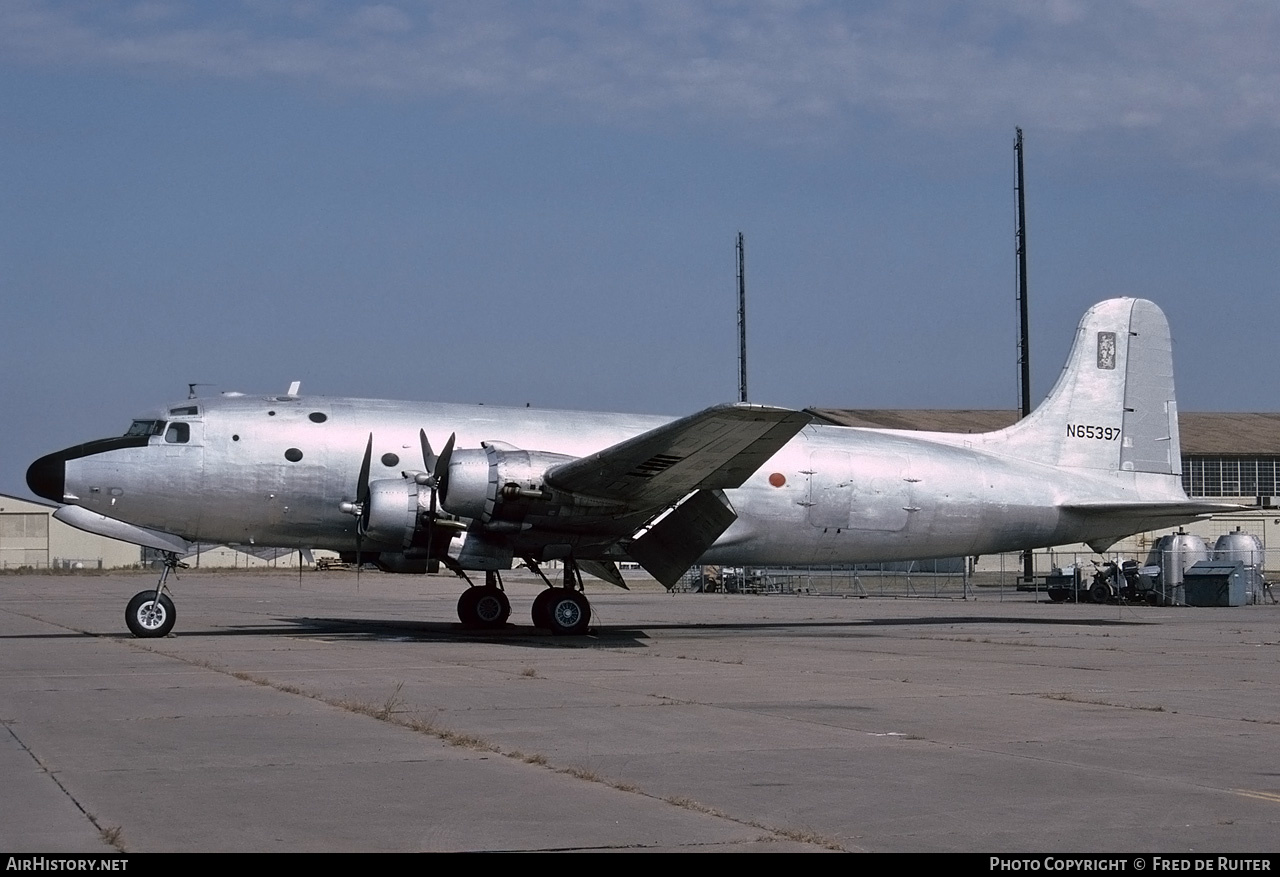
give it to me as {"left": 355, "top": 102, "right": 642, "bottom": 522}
{"left": 577, "top": 559, "right": 629, "bottom": 590}
{"left": 627, "top": 489, "right": 738, "bottom": 589}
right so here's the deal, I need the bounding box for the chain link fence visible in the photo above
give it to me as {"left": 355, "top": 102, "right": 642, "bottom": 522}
{"left": 676, "top": 547, "right": 1280, "bottom": 605}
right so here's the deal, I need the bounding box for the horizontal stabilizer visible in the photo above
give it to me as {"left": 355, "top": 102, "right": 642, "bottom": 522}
{"left": 1060, "top": 500, "right": 1247, "bottom": 548}
{"left": 1062, "top": 501, "right": 1247, "bottom": 517}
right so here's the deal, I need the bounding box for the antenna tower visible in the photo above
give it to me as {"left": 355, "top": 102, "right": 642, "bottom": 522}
{"left": 737, "top": 232, "right": 748, "bottom": 403}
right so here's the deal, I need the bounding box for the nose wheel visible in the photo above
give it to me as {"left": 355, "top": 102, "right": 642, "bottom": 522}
{"left": 125, "top": 552, "right": 185, "bottom": 638}
{"left": 126, "top": 591, "right": 176, "bottom": 638}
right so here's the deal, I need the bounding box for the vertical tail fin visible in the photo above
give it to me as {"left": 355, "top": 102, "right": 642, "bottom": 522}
{"left": 986, "top": 298, "right": 1181, "bottom": 475}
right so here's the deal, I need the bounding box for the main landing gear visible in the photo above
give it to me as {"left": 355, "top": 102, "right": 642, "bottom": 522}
{"left": 456, "top": 570, "right": 512, "bottom": 629}
{"left": 529, "top": 560, "right": 592, "bottom": 636}
{"left": 455, "top": 562, "right": 594, "bottom": 636}
{"left": 125, "top": 552, "right": 187, "bottom": 638}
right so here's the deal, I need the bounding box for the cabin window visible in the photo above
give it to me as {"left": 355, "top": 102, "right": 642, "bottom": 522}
{"left": 285, "top": 448, "right": 303, "bottom": 462}
{"left": 164, "top": 422, "right": 190, "bottom": 444}
{"left": 126, "top": 420, "right": 164, "bottom": 437}
{"left": 309, "top": 412, "right": 327, "bottom": 423}
{"left": 381, "top": 453, "right": 400, "bottom": 467}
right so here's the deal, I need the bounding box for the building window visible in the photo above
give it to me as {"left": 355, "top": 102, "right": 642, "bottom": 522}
{"left": 1182, "top": 455, "right": 1280, "bottom": 498}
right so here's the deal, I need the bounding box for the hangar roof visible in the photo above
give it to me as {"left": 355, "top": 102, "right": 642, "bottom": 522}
{"left": 806, "top": 410, "right": 1280, "bottom": 456}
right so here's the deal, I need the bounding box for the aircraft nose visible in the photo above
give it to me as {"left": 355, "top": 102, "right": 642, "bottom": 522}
{"left": 26, "top": 452, "right": 66, "bottom": 503}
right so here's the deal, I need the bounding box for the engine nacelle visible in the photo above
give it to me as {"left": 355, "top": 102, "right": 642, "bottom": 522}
{"left": 363, "top": 478, "right": 420, "bottom": 548}
{"left": 441, "top": 442, "right": 574, "bottom": 524}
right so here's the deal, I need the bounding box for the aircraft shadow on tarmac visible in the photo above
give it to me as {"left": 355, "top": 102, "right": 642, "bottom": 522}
{"left": 1, "top": 612, "right": 1146, "bottom": 647}
{"left": 123, "top": 612, "right": 1151, "bottom": 647}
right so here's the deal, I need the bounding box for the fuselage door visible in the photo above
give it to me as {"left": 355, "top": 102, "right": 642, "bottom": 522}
{"left": 849, "top": 452, "right": 910, "bottom": 532}
{"left": 148, "top": 416, "right": 206, "bottom": 538}
{"left": 807, "top": 450, "right": 852, "bottom": 528}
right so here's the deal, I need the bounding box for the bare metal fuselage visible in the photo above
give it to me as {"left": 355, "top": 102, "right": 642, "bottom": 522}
{"left": 53, "top": 395, "right": 1180, "bottom": 568}
{"left": 25, "top": 298, "right": 1218, "bottom": 639}
{"left": 30, "top": 299, "right": 1218, "bottom": 584}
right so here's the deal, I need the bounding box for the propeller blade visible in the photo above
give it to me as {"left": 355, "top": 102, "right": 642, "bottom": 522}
{"left": 435, "top": 433, "right": 456, "bottom": 505}
{"left": 420, "top": 429, "right": 437, "bottom": 477}
{"left": 355, "top": 433, "right": 375, "bottom": 545}
{"left": 356, "top": 434, "right": 373, "bottom": 505}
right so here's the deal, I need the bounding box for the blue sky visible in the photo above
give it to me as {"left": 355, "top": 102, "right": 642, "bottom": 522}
{"left": 3, "top": 1, "right": 1279, "bottom": 498}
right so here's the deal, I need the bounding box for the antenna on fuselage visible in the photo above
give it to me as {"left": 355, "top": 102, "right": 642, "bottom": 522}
{"left": 187, "top": 383, "right": 215, "bottom": 399}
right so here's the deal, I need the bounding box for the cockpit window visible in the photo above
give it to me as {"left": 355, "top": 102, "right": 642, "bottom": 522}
{"left": 125, "top": 420, "right": 164, "bottom": 437}
{"left": 169, "top": 406, "right": 199, "bottom": 416}
{"left": 164, "top": 422, "right": 190, "bottom": 444}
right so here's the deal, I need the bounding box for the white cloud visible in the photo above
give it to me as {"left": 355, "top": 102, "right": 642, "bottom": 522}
{"left": 2, "top": 0, "right": 1277, "bottom": 175}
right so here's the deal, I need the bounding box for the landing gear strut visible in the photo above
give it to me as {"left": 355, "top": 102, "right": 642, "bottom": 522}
{"left": 125, "top": 552, "right": 186, "bottom": 638}
{"left": 457, "top": 570, "right": 511, "bottom": 629}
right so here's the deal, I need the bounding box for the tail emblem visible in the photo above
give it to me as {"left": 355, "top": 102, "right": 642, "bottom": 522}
{"left": 1097, "top": 332, "right": 1116, "bottom": 370}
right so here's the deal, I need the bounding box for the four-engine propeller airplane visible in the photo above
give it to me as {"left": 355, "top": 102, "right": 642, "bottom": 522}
{"left": 27, "top": 298, "right": 1228, "bottom": 637}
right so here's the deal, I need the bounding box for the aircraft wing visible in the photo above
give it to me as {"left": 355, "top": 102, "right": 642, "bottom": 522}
{"left": 54, "top": 505, "right": 196, "bottom": 555}
{"left": 54, "top": 506, "right": 315, "bottom": 564}
{"left": 226, "top": 545, "right": 313, "bottom": 563}
{"left": 544, "top": 403, "right": 810, "bottom": 508}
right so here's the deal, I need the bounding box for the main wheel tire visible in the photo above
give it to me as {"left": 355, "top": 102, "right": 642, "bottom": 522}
{"left": 546, "top": 589, "right": 591, "bottom": 636}
{"left": 457, "top": 586, "right": 510, "bottom": 628}
{"left": 125, "top": 591, "right": 176, "bottom": 638}
{"left": 531, "top": 589, "right": 555, "bottom": 629}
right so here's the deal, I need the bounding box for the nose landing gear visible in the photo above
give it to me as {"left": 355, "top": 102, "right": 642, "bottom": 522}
{"left": 125, "top": 552, "right": 186, "bottom": 638}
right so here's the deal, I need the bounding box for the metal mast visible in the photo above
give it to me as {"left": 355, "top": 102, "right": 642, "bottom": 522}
{"left": 737, "top": 231, "right": 748, "bottom": 403}
{"left": 1015, "top": 128, "right": 1031, "bottom": 419}
{"left": 1015, "top": 127, "right": 1034, "bottom": 583}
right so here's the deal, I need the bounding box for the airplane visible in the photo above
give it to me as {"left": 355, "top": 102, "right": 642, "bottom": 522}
{"left": 26, "top": 297, "right": 1231, "bottom": 638}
